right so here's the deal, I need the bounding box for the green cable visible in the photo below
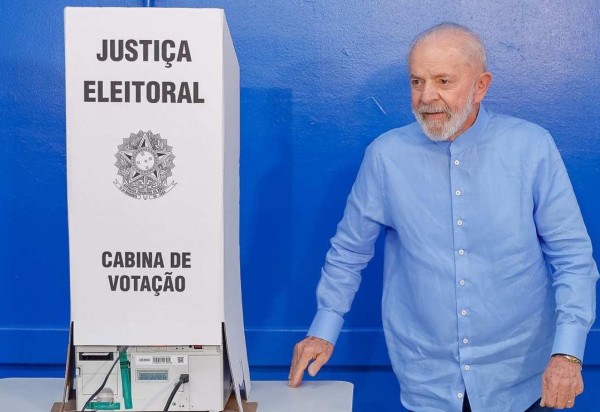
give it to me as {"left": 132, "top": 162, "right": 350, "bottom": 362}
{"left": 89, "top": 401, "right": 121, "bottom": 410}
{"left": 119, "top": 351, "right": 133, "bottom": 409}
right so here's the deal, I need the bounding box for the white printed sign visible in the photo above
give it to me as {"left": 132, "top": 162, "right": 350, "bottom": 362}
{"left": 66, "top": 8, "right": 238, "bottom": 348}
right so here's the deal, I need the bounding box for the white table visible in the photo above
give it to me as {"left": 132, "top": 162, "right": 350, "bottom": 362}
{"left": 0, "top": 378, "right": 353, "bottom": 412}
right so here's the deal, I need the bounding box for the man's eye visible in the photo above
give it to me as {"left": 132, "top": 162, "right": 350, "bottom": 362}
{"left": 439, "top": 78, "right": 449, "bottom": 85}
{"left": 411, "top": 79, "right": 421, "bottom": 86}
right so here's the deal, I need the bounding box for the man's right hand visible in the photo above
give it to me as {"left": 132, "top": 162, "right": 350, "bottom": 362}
{"left": 288, "top": 336, "right": 334, "bottom": 388}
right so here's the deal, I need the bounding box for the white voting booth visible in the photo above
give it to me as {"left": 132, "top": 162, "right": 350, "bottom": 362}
{"left": 65, "top": 7, "right": 250, "bottom": 411}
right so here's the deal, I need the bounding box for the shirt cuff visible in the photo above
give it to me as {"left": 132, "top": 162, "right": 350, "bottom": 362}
{"left": 551, "top": 323, "right": 590, "bottom": 362}
{"left": 307, "top": 309, "right": 344, "bottom": 346}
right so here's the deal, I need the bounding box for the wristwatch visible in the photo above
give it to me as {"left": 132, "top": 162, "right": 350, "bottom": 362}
{"left": 553, "top": 353, "right": 582, "bottom": 365}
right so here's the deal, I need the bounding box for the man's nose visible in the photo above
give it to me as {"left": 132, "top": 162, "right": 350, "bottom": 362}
{"left": 420, "top": 83, "right": 439, "bottom": 105}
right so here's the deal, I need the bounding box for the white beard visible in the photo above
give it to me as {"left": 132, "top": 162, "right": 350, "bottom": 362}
{"left": 412, "top": 85, "right": 476, "bottom": 142}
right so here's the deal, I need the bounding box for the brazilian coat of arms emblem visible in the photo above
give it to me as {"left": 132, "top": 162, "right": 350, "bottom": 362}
{"left": 114, "top": 130, "right": 176, "bottom": 199}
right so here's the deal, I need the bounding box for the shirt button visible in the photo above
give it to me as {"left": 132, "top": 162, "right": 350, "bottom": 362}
{"left": 464, "top": 365, "right": 470, "bottom": 371}
{"left": 458, "top": 249, "right": 465, "bottom": 255}
{"left": 459, "top": 279, "right": 466, "bottom": 286}
{"left": 461, "top": 309, "right": 467, "bottom": 316}
{"left": 454, "top": 160, "right": 460, "bottom": 166}
{"left": 457, "top": 393, "right": 464, "bottom": 399}
{"left": 463, "top": 338, "right": 469, "bottom": 344}
{"left": 457, "top": 219, "right": 463, "bottom": 226}
{"left": 455, "top": 190, "right": 462, "bottom": 196}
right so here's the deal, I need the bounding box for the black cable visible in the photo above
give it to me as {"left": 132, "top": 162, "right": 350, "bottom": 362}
{"left": 163, "top": 374, "right": 190, "bottom": 412}
{"left": 80, "top": 347, "right": 128, "bottom": 412}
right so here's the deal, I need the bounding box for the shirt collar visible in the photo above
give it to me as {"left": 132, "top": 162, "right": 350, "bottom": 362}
{"left": 448, "top": 103, "right": 489, "bottom": 154}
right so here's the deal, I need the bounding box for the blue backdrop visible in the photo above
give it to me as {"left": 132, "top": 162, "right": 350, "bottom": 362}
{"left": 1, "top": 1, "right": 599, "bottom": 410}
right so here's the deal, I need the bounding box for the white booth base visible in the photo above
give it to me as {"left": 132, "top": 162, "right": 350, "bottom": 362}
{"left": 0, "top": 378, "right": 353, "bottom": 412}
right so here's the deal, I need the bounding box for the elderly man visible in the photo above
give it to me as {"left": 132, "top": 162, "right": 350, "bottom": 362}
{"left": 288, "top": 23, "right": 598, "bottom": 412}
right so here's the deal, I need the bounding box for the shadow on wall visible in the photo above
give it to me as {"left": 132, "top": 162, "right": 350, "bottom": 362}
{"left": 238, "top": 62, "right": 415, "bottom": 409}
{"left": 238, "top": 58, "right": 415, "bottom": 360}
{"left": 240, "top": 87, "right": 293, "bottom": 328}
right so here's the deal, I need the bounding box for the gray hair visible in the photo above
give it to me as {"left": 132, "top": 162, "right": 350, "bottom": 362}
{"left": 409, "top": 22, "right": 487, "bottom": 71}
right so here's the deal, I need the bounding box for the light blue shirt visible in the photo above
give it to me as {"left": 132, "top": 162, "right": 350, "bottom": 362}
{"left": 308, "top": 105, "right": 598, "bottom": 412}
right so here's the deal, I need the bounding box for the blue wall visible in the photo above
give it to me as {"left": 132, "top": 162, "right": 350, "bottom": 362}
{"left": 1, "top": 1, "right": 599, "bottom": 410}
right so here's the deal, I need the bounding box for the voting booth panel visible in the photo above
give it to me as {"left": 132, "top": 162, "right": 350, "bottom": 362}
{"left": 65, "top": 7, "right": 250, "bottom": 411}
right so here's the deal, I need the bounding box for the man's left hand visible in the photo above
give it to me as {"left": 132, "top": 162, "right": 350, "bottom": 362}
{"left": 540, "top": 355, "right": 584, "bottom": 409}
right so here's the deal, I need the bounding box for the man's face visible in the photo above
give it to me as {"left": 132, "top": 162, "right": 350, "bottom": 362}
{"left": 409, "top": 38, "right": 483, "bottom": 141}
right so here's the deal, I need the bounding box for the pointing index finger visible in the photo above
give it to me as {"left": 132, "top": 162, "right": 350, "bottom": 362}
{"left": 289, "top": 348, "right": 314, "bottom": 387}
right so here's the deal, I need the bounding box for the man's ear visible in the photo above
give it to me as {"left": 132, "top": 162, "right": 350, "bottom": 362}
{"left": 474, "top": 71, "right": 492, "bottom": 103}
